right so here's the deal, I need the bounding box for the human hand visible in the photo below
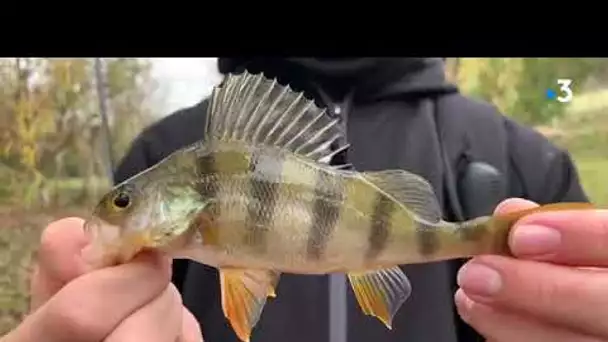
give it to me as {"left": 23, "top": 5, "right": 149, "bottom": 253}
{"left": 2, "top": 217, "right": 202, "bottom": 342}
{"left": 455, "top": 198, "right": 608, "bottom": 341}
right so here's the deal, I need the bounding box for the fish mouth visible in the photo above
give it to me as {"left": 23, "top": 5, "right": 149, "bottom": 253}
{"left": 82, "top": 217, "right": 153, "bottom": 267}
{"left": 83, "top": 217, "right": 120, "bottom": 245}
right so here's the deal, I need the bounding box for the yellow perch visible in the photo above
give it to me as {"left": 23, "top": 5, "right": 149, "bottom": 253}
{"left": 83, "top": 71, "right": 594, "bottom": 342}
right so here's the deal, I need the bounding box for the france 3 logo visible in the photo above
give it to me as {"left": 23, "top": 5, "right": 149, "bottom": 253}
{"left": 546, "top": 79, "right": 573, "bottom": 103}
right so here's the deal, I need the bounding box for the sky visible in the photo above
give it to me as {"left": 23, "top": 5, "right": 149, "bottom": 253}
{"left": 149, "top": 58, "right": 222, "bottom": 115}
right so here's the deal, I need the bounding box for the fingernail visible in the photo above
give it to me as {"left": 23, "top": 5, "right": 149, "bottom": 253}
{"left": 454, "top": 289, "right": 473, "bottom": 311}
{"left": 457, "top": 262, "right": 502, "bottom": 297}
{"left": 454, "top": 289, "right": 473, "bottom": 321}
{"left": 510, "top": 224, "right": 561, "bottom": 256}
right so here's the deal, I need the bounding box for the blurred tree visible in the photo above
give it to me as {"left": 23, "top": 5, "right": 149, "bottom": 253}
{"left": 42, "top": 59, "right": 96, "bottom": 205}
{"left": 0, "top": 58, "right": 159, "bottom": 208}
{"left": 5, "top": 58, "right": 55, "bottom": 207}
{"left": 445, "top": 58, "right": 459, "bottom": 83}
{"left": 105, "top": 58, "right": 157, "bottom": 163}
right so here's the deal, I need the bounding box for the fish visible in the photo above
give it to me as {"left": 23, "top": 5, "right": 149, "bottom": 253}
{"left": 83, "top": 71, "right": 595, "bottom": 342}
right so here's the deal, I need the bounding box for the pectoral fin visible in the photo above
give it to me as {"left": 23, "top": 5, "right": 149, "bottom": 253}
{"left": 348, "top": 266, "right": 412, "bottom": 329}
{"left": 220, "top": 269, "right": 281, "bottom": 342}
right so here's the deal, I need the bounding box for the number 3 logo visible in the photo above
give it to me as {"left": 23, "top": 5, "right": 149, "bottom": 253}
{"left": 557, "top": 79, "right": 573, "bottom": 103}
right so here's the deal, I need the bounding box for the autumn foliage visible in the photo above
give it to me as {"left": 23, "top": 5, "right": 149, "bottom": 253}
{"left": 0, "top": 58, "right": 158, "bottom": 208}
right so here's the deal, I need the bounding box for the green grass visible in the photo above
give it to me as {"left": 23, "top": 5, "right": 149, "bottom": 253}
{"left": 0, "top": 210, "right": 47, "bottom": 335}
{"left": 568, "top": 88, "right": 608, "bottom": 114}
{"left": 0, "top": 217, "right": 40, "bottom": 333}
{"left": 0, "top": 176, "right": 110, "bottom": 336}
{"left": 0, "top": 207, "right": 89, "bottom": 336}
{"left": 549, "top": 87, "right": 608, "bottom": 207}
{"left": 573, "top": 157, "right": 608, "bottom": 207}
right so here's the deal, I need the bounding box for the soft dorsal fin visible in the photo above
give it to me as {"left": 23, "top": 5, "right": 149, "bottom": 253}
{"left": 361, "top": 169, "right": 443, "bottom": 223}
{"left": 205, "top": 71, "right": 349, "bottom": 166}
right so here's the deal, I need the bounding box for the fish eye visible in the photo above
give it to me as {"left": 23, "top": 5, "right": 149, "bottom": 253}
{"left": 112, "top": 191, "right": 131, "bottom": 210}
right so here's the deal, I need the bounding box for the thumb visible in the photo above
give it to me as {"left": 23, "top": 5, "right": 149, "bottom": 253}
{"left": 30, "top": 217, "right": 90, "bottom": 311}
{"left": 494, "top": 198, "right": 539, "bottom": 215}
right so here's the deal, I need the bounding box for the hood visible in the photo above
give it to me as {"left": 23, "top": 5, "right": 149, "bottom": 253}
{"left": 217, "top": 58, "right": 458, "bottom": 104}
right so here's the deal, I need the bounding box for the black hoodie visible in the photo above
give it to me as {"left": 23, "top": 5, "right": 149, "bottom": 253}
{"left": 114, "top": 58, "right": 587, "bottom": 342}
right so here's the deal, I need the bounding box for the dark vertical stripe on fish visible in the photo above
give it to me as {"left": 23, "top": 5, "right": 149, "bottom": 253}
{"left": 306, "top": 173, "right": 344, "bottom": 260}
{"left": 244, "top": 150, "right": 281, "bottom": 253}
{"left": 457, "top": 217, "right": 510, "bottom": 255}
{"left": 196, "top": 154, "right": 219, "bottom": 201}
{"left": 195, "top": 153, "right": 222, "bottom": 228}
{"left": 415, "top": 221, "right": 441, "bottom": 256}
{"left": 457, "top": 219, "right": 488, "bottom": 242}
{"left": 365, "top": 193, "right": 395, "bottom": 261}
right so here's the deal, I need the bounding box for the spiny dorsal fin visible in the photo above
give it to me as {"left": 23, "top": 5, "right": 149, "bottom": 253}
{"left": 205, "top": 71, "right": 349, "bottom": 166}
{"left": 361, "top": 169, "right": 443, "bottom": 223}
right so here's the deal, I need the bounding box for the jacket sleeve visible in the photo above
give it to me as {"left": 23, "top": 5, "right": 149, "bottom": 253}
{"left": 503, "top": 117, "right": 589, "bottom": 204}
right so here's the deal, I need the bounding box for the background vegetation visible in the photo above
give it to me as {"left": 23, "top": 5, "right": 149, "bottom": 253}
{"left": 446, "top": 58, "right": 608, "bottom": 206}
{"left": 0, "top": 58, "right": 160, "bottom": 333}
{"left": 1, "top": 58, "right": 607, "bottom": 335}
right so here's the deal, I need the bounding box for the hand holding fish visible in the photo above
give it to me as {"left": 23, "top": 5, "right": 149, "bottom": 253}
{"left": 456, "top": 197, "right": 608, "bottom": 341}
{"left": 1, "top": 218, "right": 202, "bottom": 342}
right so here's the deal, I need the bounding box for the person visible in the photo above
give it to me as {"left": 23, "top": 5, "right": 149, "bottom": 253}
{"left": 5, "top": 58, "right": 608, "bottom": 342}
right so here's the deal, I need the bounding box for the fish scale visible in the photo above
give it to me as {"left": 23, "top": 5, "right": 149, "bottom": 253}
{"left": 84, "top": 71, "right": 595, "bottom": 342}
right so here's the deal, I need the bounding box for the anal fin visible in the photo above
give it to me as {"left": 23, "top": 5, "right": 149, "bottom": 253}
{"left": 220, "top": 269, "right": 281, "bottom": 342}
{"left": 348, "top": 266, "right": 412, "bottom": 329}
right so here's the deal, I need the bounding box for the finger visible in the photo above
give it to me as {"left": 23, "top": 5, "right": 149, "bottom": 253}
{"left": 494, "top": 198, "right": 539, "bottom": 215}
{"left": 37, "top": 217, "right": 90, "bottom": 281}
{"left": 494, "top": 198, "right": 608, "bottom": 267}
{"left": 454, "top": 289, "right": 602, "bottom": 342}
{"left": 508, "top": 207, "right": 608, "bottom": 266}
{"left": 12, "top": 251, "right": 171, "bottom": 342}
{"left": 106, "top": 284, "right": 182, "bottom": 342}
{"left": 30, "top": 217, "right": 90, "bottom": 310}
{"left": 178, "top": 307, "right": 204, "bottom": 342}
{"left": 457, "top": 255, "right": 608, "bottom": 338}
